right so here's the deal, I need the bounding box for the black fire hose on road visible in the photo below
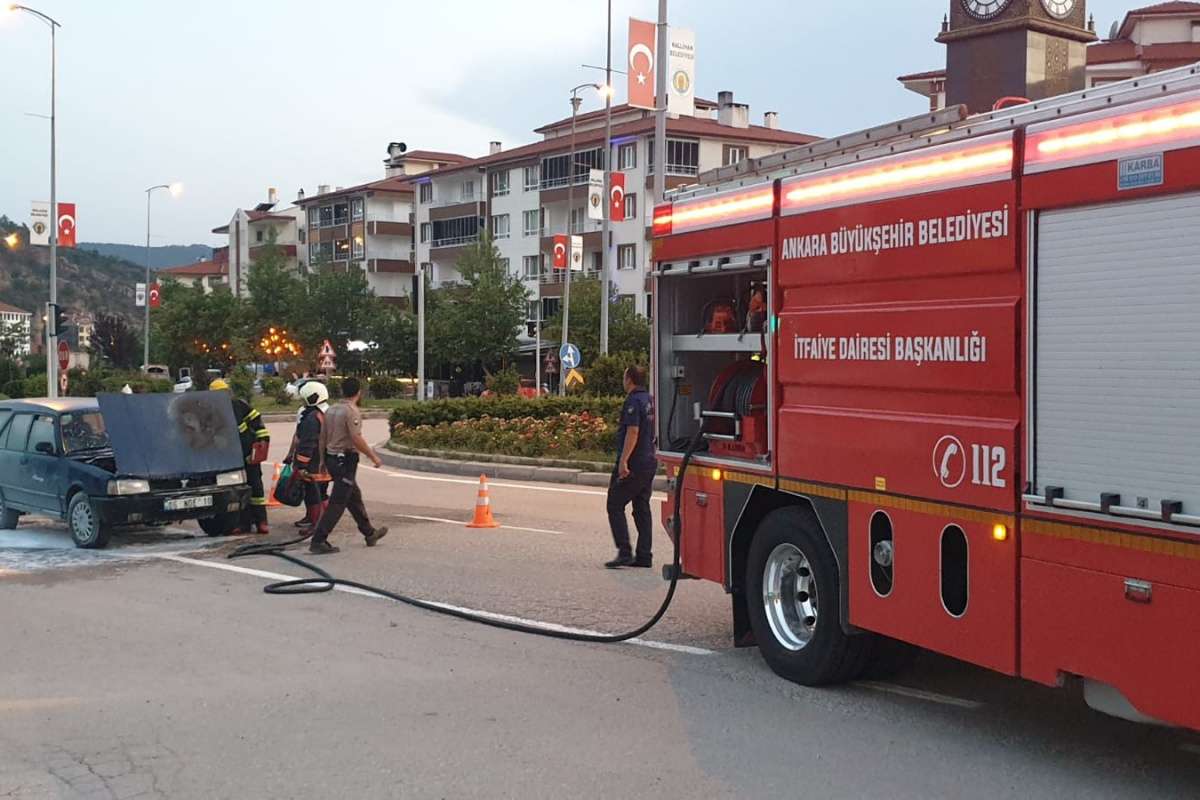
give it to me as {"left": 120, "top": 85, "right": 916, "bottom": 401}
{"left": 227, "top": 426, "right": 708, "bottom": 645}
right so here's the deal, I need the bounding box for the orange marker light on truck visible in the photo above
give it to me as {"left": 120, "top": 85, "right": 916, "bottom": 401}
{"left": 992, "top": 524, "right": 1009, "bottom": 542}
{"left": 711, "top": 469, "right": 722, "bottom": 481}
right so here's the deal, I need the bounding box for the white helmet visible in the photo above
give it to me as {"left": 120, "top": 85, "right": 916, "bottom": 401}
{"left": 300, "top": 380, "right": 329, "bottom": 411}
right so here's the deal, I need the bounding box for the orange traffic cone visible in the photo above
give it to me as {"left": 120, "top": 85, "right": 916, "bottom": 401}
{"left": 267, "top": 462, "right": 284, "bottom": 508}
{"left": 465, "top": 474, "right": 500, "bottom": 529}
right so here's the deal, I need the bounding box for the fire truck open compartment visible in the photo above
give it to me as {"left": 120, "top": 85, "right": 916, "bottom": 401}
{"left": 654, "top": 251, "right": 772, "bottom": 467}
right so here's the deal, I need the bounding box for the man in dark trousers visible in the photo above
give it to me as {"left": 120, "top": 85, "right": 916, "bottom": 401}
{"left": 308, "top": 377, "right": 389, "bottom": 555}
{"left": 285, "top": 380, "right": 330, "bottom": 529}
{"left": 210, "top": 378, "right": 270, "bottom": 534}
{"left": 605, "top": 366, "right": 657, "bottom": 569}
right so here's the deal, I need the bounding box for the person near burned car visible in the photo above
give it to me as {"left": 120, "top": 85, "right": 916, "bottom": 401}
{"left": 210, "top": 378, "right": 270, "bottom": 534}
{"left": 284, "top": 381, "right": 330, "bottom": 529}
{"left": 605, "top": 366, "right": 657, "bottom": 569}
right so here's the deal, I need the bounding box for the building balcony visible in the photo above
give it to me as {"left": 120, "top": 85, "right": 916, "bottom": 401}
{"left": 249, "top": 244, "right": 297, "bottom": 261}
{"left": 368, "top": 220, "right": 413, "bottom": 237}
{"left": 540, "top": 230, "right": 602, "bottom": 251}
{"left": 431, "top": 233, "right": 479, "bottom": 249}
{"left": 429, "top": 201, "right": 484, "bottom": 222}
{"left": 368, "top": 258, "right": 415, "bottom": 274}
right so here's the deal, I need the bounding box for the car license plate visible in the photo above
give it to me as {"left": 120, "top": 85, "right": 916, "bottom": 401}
{"left": 164, "top": 495, "right": 213, "bottom": 512}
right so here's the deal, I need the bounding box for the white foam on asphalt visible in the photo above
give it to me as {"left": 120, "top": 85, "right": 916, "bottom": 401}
{"left": 855, "top": 680, "right": 983, "bottom": 709}
{"left": 158, "top": 554, "right": 715, "bottom": 657}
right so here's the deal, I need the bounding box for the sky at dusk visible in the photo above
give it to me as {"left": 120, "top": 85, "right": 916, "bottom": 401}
{"left": 1, "top": 0, "right": 1140, "bottom": 248}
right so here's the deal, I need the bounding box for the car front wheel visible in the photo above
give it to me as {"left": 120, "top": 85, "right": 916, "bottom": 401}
{"left": 68, "top": 493, "right": 110, "bottom": 549}
{"left": 0, "top": 491, "right": 20, "bottom": 529}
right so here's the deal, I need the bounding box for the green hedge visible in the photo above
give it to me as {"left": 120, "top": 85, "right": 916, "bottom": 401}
{"left": 389, "top": 395, "right": 624, "bottom": 430}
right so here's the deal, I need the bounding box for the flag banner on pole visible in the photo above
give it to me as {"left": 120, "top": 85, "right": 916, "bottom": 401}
{"left": 667, "top": 27, "right": 696, "bottom": 116}
{"left": 570, "top": 235, "right": 584, "bottom": 272}
{"left": 149, "top": 283, "right": 161, "bottom": 309}
{"left": 30, "top": 201, "right": 50, "bottom": 246}
{"left": 610, "top": 172, "right": 626, "bottom": 221}
{"left": 135, "top": 283, "right": 146, "bottom": 308}
{"left": 587, "top": 170, "right": 604, "bottom": 221}
{"left": 628, "top": 18, "right": 656, "bottom": 110}
{"left": 57, "top": 202, "right": 77, "bottom": 248}
{"left": 552, "top": 234, "right": 569, "bottom": 270}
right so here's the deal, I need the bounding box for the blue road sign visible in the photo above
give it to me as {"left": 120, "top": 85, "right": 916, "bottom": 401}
{"left": 559, "top": 343, "right": 581, "bottom": 370}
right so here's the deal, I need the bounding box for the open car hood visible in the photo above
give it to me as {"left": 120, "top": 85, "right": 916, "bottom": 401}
{"left": 97, "top": 391, "right": 244, "bottom": 478}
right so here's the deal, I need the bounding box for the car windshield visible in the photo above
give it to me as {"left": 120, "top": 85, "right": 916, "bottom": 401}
{"left": 60, "top": 410, "right": 110, "bottom": 453}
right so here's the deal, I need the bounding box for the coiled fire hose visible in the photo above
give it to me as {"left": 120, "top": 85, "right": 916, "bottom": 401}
{"left": 228, "top": 426, "right": 708, "bottom": 644}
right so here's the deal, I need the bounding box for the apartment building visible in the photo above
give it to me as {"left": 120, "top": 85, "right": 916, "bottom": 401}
{"left": 211, "top": 188, "right": 304, "bottom": 297}
{"left": 0, "top": 301, "right": 32, "bottom": 357}
{"left": 412, "top": 91, "right": 817, "bottom": 335}
{"left": 159, "top": 259, "right": 230, "bottom": 294}
{"left": 294, "top": 148, "right": 470, "bottom": 300}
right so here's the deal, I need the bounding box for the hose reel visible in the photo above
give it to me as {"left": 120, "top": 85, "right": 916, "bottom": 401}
{"left": 702, "top": 360, "right": 768, "bottom": 460}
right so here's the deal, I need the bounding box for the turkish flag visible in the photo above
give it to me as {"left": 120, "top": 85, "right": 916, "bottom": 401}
{"left": 610, "top": 172, "right": 626, "bottom": 221}
{"left": 149, "top": 282, "right": 161, "bottom": 309}
{"left": 628, "top": 18, "right": 656, "bottom": 111}
{"left": 57, "top": 202, "right": 77, "bottom": 248}
{"left": 552, "top": 234, "right": 568, "bottom": 270}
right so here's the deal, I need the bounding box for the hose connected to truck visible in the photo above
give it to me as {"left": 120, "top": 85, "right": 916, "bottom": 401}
{"left": 227, "top": 426, "right": 708, "bottom": 645}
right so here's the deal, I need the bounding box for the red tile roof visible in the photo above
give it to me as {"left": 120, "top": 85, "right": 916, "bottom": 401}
{"left": 0, "top": 301, "right": 31, "bottom": 315}
{"left": 159, "top": 259, "right": 228, "bottom": 278}
{"left": 427, "top": 115, "right": 819, "bottom": 180}
{"left": 297, "top": 175, "right": 414, "bottom": 206}
{"left": 395, "top": 150, "right": 472, "bottom": 164}
{"left": 1119, "top": 2, "right": 1200, "bottom": 37}
{"left": 246, "top": 211, "right": 295, "bottom": 223}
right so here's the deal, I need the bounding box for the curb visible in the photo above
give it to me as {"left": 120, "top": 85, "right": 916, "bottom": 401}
{"left": 376, "top": 444, "right": 668, "bottom": 492}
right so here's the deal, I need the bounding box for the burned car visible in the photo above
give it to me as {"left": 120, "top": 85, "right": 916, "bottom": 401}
{"left": 0, "top": 393, "right": 251, "bottom": 548}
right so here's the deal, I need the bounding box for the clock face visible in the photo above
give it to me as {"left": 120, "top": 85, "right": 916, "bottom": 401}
{"left": 1042, "top": 0, "right": 1076, "bottom": 18}
{"left": 962, "top": 0, "right": 1012, "bottom": 19}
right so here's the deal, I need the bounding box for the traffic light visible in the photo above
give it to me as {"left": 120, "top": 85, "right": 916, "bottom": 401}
{"left": 48, "top": 303, "right": 70, "bottom": 338}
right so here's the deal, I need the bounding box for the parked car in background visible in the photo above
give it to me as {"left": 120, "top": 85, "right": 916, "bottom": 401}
{"left": 0, "top": 395, "right": 251, "bottom": 548}
{"left": 142, "top": 364, "right": 171, "bottom": 382}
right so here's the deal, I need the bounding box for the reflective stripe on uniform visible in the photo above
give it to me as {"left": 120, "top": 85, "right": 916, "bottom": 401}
{"left": 250, "top": 496, "right": 268, "bottom": 506}
{"left": 246, "top": 409, "right": 262, "bottom": 421}
{"left": 255, "top": 429, "right": 270, "bottom": 440}
{"left": 238, "top": 423, "right": 249, "bottom": 433}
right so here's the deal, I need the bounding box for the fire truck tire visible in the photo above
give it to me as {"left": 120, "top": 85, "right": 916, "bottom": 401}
{"left": 746, "top": 507, "right": 873, "bottom": 686}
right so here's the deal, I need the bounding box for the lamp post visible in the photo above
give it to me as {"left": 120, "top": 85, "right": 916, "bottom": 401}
{"left": 600, "top": 0, "right": 613, "bottom": 356}
{"left": 9, "top": 4, "right": 61, "bottom": 397}
{"left": 143, "top": 183, "right": 182, "bottom": 370}
{"left": 560, "top": 82, "right": 602, "bottom": 395}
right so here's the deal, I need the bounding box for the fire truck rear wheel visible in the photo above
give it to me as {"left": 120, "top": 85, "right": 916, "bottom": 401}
{"left": 746, "top": 507, "right": 872, "bottom": 686}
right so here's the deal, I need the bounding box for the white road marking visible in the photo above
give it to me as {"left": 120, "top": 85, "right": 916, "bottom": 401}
{"left": 397, "top": 513, "right": 564, "bottom": 536}
{"left": 157, "top": 554, "right": 715, "bottom": 657}
{"left": 855, "top": 680, "right": 983, "bottom": 710}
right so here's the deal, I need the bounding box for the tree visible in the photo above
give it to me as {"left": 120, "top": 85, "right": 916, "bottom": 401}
{"left": 543, "top": 279, "right": 651, "bottom": 365}
{"left": 364, "top": 304, "right": 417, "bottom": 376}
{"left": 89, "top": 313, "right": 141, "bottom": 370}
{"left": 150, "top": 280, "right": 246, "bottom": 374}
{"left": 0, "top": 320, "right": 27, "bottom": 361}
{"left": 289, "top": 264, "right": 380, "bottom": 361}
{"left": 245, "top": 228, "right": 303, "bottom": 336}
{"left": 427, "top": 234, "right": 527, "bottom": 376}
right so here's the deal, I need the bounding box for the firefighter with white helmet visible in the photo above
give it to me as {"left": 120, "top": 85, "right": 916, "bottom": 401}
{"left": 284, "top": 380, "right": 330, "bottom": 529}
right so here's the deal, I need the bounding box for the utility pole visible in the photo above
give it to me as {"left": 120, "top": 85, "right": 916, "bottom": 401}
{"left": 654, "top": 0, "right": 669, "bottom": 209}
{"left": 417, "top": 263, "right": 426, "bottom": 400}
{"left": 560, "top": 91, "right": 582, "bottom": 396}
{"left": 600, "top": 0, "right": 613, "bottom": 355}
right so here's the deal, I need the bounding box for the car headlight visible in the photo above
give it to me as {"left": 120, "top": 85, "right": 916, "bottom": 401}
{"left": 108, "top": 479, "right": 151, "bottom": 496}
{"left": 216, "top": 469, "right": 246, "bottom": 487}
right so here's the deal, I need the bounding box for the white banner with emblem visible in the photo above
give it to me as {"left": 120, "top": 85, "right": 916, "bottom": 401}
{"left": 30, "top": 201, "right": 50, "bottom": 246}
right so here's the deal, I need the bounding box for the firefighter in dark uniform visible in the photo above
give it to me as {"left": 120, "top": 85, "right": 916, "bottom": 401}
{"left": 285, "top": 381, "right": 330, "bottom": 528}
{"left": 211, "top": 378, "right": 271, "bottom": 534}
{"left": 605, "top": 365, "right": 657, "bottom": 569}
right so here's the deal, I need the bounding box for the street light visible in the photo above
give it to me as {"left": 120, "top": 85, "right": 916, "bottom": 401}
{"left": 9, "top": 4, "right": 61, "bottom": 396}
{"left": 143, "top": 182, "right": 182, "bottom": 370}
{"left": 3, "top": 233, "right": 19, "bottom": 250}
{"left": 559, "top": 81, "right": 603, "bottom": 395}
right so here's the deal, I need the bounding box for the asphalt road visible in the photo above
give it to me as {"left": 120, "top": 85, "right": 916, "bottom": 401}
{"left": 1, "top": 418, "right": 1198, "bottom": 799}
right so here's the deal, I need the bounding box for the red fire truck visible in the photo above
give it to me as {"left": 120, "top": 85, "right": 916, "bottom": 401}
{"left": 652, "top": 65, "right": 1200, "bottom": 730}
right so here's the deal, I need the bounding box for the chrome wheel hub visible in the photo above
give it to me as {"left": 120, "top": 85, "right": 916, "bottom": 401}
{"left": 71, "top": 500, "right": 95, "bottom": 541}
{"left": 762, "top": 542, "right": 819, "bottom": 651}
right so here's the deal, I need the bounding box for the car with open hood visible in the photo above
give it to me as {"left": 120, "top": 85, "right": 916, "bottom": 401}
{"left": 0, "top": 392, "right": 252, "bottom": 547}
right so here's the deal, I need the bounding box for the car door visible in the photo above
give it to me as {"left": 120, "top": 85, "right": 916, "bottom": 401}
{"left": 24, "top": 414, "right": 65, "bottom": 515}
{"left": 0, "top": 413, "right": 35, "bottom": 509}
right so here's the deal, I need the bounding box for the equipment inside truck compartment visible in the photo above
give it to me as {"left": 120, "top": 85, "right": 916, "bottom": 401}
{"left": 656, "top": 252, "right": 771, "bottom": 462}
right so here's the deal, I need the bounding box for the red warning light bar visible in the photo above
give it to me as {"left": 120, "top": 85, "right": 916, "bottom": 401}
{"left": 1025, "top": 94, "right": 1200, "bottom": 173}
{"left": 652, "top": 184, "right": 774, "bottom": 237}
{"left": 780, "top": 132, "right": 1014, "bottom": 215}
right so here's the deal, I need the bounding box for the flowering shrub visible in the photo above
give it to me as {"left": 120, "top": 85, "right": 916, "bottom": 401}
{"left": 389, "top": 396, "right": 624, "bottom": 429}
{"left": 392, "top": 411, "right": 614, "bottom": 458}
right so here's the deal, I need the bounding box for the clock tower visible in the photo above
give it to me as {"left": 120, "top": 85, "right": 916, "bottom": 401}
{"left": 938, "top": 0, "right": 1097, "bottom": 112}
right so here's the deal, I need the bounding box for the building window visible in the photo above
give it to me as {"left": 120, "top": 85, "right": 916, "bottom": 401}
{"left": 352, "top": 236, "right": 364, "bottom": 260}
{"left": 724, "top": 145, "right": 749, "bottom": 166}
{"left": 309, "top": 242, "right": 320, "bottom": 262}
{"left": 618, "top": 243, "right": 637, "bottom": 270}
{"left": 419, "top": 182, "right": 433, "bottom": 203}
{"left": 569, "top": 207, "right": 587, "bottom": 234}
{"left": 590, "top": 251, "right": 602, "bottom": 273}
{"left": 527, "top": 300, "right": 540, "bottom": 322}
{"left": 647, "top": 138, "right": 700, "bottom": 175}
{"left": 541, "top": 147, "right": 604, "bottom": 189}
{"left": 491, "top": 170, "right": 510, "bottom": 196}
{"left": 523, "top": 165, "right": 540, "bottom": 191}
{"left": 491, "top": 214, "right": 510, "bottom": 239}
{"left": 319, "top": 206, "right": 333, "bottom": 227}
{"left": 523, "top": 210, "right": 540, "bottom": 237}
{"left": 298, "top": 228, "right": 306, "bottom": 244}
{"left": 541, "top": 297, "right": 561, "bottom": 320}
{"left": 617, "top": 142, "right": 637, "bottom": 170}
{"left": 255, "top": 230, "right": 264, "bottom": 243}
{"left": 308, "top": 207, "right": 320, "bottom": 227}
{"left": 318, "top": 241, "right": 334, "bottom": 261}
{"left": 333, "top": 203, "right": 349, "bottom": 225}
{"left": 624, "top": 192, "right": 637, "bottom": 221}
{"left": 461, "top": 181, "right": 475, "bottom": 201}
{"left": 420, "top": 222, "right": 431, "bottom": 243}
{"left": 334, "top": 238, "right": 350, "bottom": 261}
{"left": 618, "top": 294, "right": 635, "bottom": 307}
{"left": 431, "top": 216, "right": 480, "bottom": 248}
{"left": 352, "top": 198, "right": 365, "bottom": 221}
{"left": 522, "top": 255, "right": 540, "bottom": 279}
